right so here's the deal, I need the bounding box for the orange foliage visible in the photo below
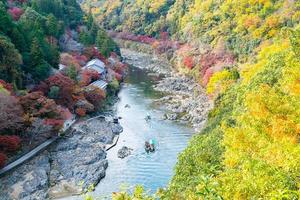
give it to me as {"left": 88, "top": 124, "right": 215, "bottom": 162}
{"left": 75, "top": 108, "right": 86, "bottom": 117}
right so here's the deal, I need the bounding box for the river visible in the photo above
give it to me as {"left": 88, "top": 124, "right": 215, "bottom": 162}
{"left": 66, "top": 59, "right": 195, "bottom": 199}
{"left": 96, "top": 65, "right": 194, "bottom": 197}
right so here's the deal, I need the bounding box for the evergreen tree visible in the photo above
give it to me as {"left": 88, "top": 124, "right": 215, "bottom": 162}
{"left": 30, "top": 37, "right": 44, "bottom": 67}
{"left": 0, "top": 3, "right": 13, "bottom": 35}
{"left": 0, "top": 35, "right": 22, "bottom": 84}
{"left": 96, "top": 29, "right": 110, "bottom": 57}
{"left": 29, "top": 37, "right": 50, "bottom": 81}
{"left": 46, "top": 14, "right": 58, "bottom": 37}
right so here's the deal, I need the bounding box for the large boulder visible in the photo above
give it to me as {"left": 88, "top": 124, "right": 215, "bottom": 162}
{"left": 117, "top": 146, "right": 133, "bottom": 159}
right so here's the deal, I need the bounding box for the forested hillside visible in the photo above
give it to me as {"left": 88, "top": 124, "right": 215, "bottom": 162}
{"left": 0, "top": 0, "right": 125, "bottom": 168}
{"left": 83, "top": 0, "right": 300, "bottom": 199}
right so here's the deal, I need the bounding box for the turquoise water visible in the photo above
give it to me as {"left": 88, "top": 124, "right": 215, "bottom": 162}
{"left": 90, "top": 67, "right": 194, "bottom": 198}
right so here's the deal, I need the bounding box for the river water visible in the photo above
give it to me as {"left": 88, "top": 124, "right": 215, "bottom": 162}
{"left": 93, "top": 66, "right": 193, "bottom": 198}
{"left": 66, "top": 64, "right": 194, "bottom": 199}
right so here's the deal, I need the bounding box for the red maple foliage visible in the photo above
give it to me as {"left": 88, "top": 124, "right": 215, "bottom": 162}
{"left": 160, "top": 31, "right": 169, "bottom": 41}
{"left": 20, "top": 92, "right": 63, "bottom": 119}
{"left": 72, "top": 53, "right": 88, "bottom": 66}
{"left": 0, "top": 93, "right": 24, "bottom": 133}
{"left": 75, "top": 108, "right": 86, "bottom": 117}
{"left": 200, "top": 52, "right": 235, "bottom": 77}
{"left": 46, "top": 73, "right": 76, "bottom": 110}
{"left": 32, "top": 81, "right": 49, "bottom": 95}
{"left": 113, "top": 62, "right": 127, "bottom": 75}
{"left": 60, "top": 53, "right": 81, "bottom": 71}
{"left": 80, "top": 69, "right": 100, "bottom": 86}
{"left": 183, "top": 56, "right": 195, "bottom": 69}
{"left": 0, "top": 135, "right": 21, "bottom": 152}
{"left": 0, "top": 153, "right": 7, "bottom": 168}
{"left": 60, "top": 108, "right": 73, "bottom": 120}
{"left": 114, "top": 72, "right": 123, "bottom": 81}
{"left": 8, "top": 7, "right": 24, "bottom": 21}
{"left": 83, "top": 46, "right": 107, "bottom": 64}
{"left": 202, "top": 67, "right": 214, "bottom": 86}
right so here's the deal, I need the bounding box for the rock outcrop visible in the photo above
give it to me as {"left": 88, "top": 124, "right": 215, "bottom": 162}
{"left": 121, "top": 48, "right": 212, "bottom": 131}
{"left": 0, "top": 117, "right": 122, "bottom": 200}
{"left": 117, "top": 146, "right": 133, "bottom": 159}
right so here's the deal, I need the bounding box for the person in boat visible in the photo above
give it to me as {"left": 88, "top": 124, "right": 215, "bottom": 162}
{"left": 145, "top": 141, "right": 155, "bottom": 153}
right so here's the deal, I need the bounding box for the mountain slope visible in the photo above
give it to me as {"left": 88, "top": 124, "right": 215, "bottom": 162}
{"left": 82, "top": 1, "right": 300, "bottom": 199}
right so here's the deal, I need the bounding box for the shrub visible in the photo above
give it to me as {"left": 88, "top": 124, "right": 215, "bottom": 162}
{"left": 84, "top": 87, "right": 106, "bottom": 109}
{"left": 0, "top": 93, "right": 24, "bottom": 133}
{"left": 0, "top": 80, "right": 13, "bottom": 93}
{"left": 20, "top": 92, "right": 63, "bottom": 120}
{"left": 8, "top": 7, "right": 23, "bottom": 21}
{"left": 46, "top": 73, "right": 76, "bottom": 110}
{"left": 75, "top": 108, "right": 86, "bottom": 117}
{"left": 0, "top": 135, "right": 21, "bottom": 152}
{"left": 48, "top": 86, "right": 60, "bottom": 99}
{"left": 0, "top": 153, "right": 7, "bottom": 168}
{"left": 80, "top": 69, "right": 100, "bottom": 86}
{"left": 183, "top": 56, "right": 195, "bottom": 69}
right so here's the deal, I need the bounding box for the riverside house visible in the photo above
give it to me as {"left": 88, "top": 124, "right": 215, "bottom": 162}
{"left": 82, "top": 58, "right": 107, "bottom": 79}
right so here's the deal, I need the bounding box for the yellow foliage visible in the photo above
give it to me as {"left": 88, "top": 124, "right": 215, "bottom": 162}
{"left": 207, "top": 70, "right": 235, "bottom": 96}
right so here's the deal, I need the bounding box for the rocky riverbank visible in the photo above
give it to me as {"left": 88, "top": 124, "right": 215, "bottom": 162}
{"left": 122, "top": 48, "right": 212, "bottom": 131}
{"left": 0, "top": 117, "right": 123, "bottom": 200}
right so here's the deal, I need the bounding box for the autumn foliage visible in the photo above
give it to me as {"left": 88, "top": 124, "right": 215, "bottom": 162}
{"left": 0, "top": 93, "right": 24, "bottom": 133}
{"left": 0, "top": 135, "right": 21, "bottom": 167}
{"left": 8, "top": 7, "right": 23, "bottom": 21}
{"left": 0, "top": 135, "right": 21, "bottom": 152}
{"left": 80, "top": 69, "right": 100, "bottom": 86}
{"left": 84, "top": 87, "right": 106, "bottom": 108}
{"left": 20, "top": 92, "right": 63, "bottom": 119}
{"left": 0, "top": 153, "right": 7, "bottom": 168}
{"left": 183, "top": 56, "right": 195, "bottom": 69}
{"left": 75, "top": 108, "right": 86, "bottom": 117}
{"left": 46, "top": 73, "right": 76, "bottom": 110}
{"left": 0, "top": 80, "right": 13, "bottom": 93}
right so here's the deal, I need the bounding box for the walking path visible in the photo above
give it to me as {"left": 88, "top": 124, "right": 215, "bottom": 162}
{"left": 0, "top": 137, "right": 58, "bottom": 177}
{"left": 0, "top": 119, "right": 77, "bottom": 177}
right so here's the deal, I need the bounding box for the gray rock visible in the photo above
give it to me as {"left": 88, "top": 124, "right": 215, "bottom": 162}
{"left": 117, "top": 146, "right": 133, "bottom": 159}
{"left": 0, "top": 152, "right": 50, "bottom": 200}
{"left": 0, "top": 117, "right": 124, "bottom": 200}
{"left": 111, "top": 123, "right": 123, "bottom": 135}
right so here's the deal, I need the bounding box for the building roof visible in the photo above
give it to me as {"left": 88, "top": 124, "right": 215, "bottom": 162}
{"left": 83, "top": 59, "right": 106, "bottom": 74}
{"left": 86, "top": 59, "right": 105, "bottom": 68}
{"left": 89, "top": 80, "right": 108, "bottom": 90}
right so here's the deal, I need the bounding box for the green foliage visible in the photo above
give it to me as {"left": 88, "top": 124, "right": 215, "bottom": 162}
{"left": 106, "top": 77, "right": 119, "bottom": 96}
{"left": 48, "top": 86, "right": 60, "bottom": 99}
{"left": 65, "top": 65, "right": 77, "bottom": 81}
{"left": 46, "top": 14, "right": 59, "bottom": 37}
{"left": 0, "top": 35, "right": 22, "bottom": 84}
{"left": 96, "top": 29, "right": 120, "bottom": 57}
